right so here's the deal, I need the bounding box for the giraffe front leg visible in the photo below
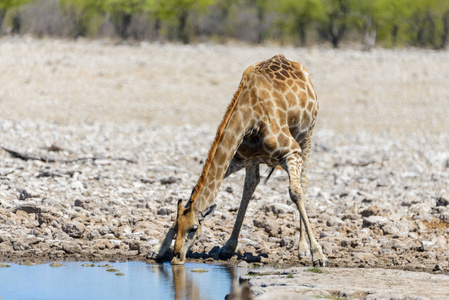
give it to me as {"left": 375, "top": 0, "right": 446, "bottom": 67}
{"left": 219, "top": 165, "right": 260, "bottom": 259}
{"left": 283, "top": 150, "right": 328, "bottom": 267}
{"left": 147, "top": 226, "right": 176, "bottom": 260}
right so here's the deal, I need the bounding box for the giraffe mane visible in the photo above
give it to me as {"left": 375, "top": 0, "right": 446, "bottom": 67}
{"left": 190, "top": 67, "right": 253, "bottom": 207}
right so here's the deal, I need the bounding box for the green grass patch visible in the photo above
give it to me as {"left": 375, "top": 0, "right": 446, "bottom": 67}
{"left": 49, "top": 262, "right": 65, "bottom": 268}
{"left": 306, "top": 267, "right": 323, "bottom": 274}
{"left": 287, "top": 273, "right": 293, "bottom": 278}
{"left": 245, "top": 271, "right": 261, "bottom": 277}
{"left": 82, "top": 263, "right": 95, "bottom": 267}
{"left": 106, "top": 268, "right": 120, "bottom": 272}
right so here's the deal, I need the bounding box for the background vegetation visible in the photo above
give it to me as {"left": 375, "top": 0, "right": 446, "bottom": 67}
{"left": 1, "top": 0, "right": 448, "bottom": 49}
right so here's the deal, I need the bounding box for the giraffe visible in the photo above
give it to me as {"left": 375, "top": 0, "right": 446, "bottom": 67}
{"left": 148, "top": 54, "right": 328, "bottom": 267}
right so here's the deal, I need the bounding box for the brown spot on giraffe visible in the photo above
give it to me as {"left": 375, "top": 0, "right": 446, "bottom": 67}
{"left": 280, "top": 69, "right": 290, "bottom": 78}
{"left": 307, "top": 101, "right": 313, "bottom": 111}
{"left": 301, "top": 110, "right": 311, "bottom": 131}
{"left": 275, "top": 72, "right": 286, "bottom": 81}
{"left": 306, "top": 84, "right": 315, "bottom": 99}
{"left": 299, "top": 91, "right": 308, "bottom": 107}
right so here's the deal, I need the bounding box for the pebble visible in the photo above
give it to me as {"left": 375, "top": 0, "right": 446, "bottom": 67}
{"left": 0, "top": 41, "right": 448, "bottom": 276}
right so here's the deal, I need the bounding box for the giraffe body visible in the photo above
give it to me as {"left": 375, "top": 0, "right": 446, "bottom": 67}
{"left": 149, "top": 55, "right": 327, "bottom": 267}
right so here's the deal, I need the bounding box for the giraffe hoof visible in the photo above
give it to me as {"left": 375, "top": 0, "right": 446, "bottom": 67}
{"left": 146, "top": 247, "right": 159, "bottom": 260}
{"left": 313, "top": 258, "right": 329, "bottom": 267}
{"left": 218, "top": 247, "right": 234, "bottom": 260}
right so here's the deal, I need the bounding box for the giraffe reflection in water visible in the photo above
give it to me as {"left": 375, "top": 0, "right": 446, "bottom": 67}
{"left": 151, "top": 263, "right": 237, "bottom": 300}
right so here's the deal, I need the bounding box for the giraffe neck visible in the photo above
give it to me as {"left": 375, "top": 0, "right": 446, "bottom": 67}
{"left": 190, "top": 69, "right": 254, "bottom": 214}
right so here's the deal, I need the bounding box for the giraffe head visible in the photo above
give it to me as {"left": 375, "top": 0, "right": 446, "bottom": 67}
{"left": 171, "top": 199, "right": 216, "bottom": 265}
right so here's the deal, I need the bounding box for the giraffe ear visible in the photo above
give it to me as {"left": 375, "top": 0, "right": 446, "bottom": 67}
{"left": 176, "top": 199, "right": 185, "bottom": 218}
{"left": 198, "top": 204, "right": 216, "bottom": 222}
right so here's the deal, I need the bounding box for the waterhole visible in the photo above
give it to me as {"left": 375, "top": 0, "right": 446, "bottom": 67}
{"left": 0, "top": 261, "right": 240, "bottom": 300}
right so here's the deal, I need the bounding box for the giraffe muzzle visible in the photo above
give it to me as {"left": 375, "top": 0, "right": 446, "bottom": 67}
{"left": 171, "top": 252, "right": 185, "bottom": 265}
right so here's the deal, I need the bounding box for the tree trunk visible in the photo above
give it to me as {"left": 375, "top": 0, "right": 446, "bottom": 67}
{"left": 120, "top": 13, "right": 132, "bottom": 39}
{"left": 362, "top": 17, "right": 376, "bottom": 51}
{"left": 0, "top": 9, "right": 6, "bottom": 35}
{"left": 297, "top": 19, "right": 308, "bottom": 47}
{"left": 391, "top": 24, "right": 398, "bottom": 46}
{"left": 416, "top": 13, "right": 425, "bottom": 47}
{"left": 329, "top": 19, "right": 346, "bottom": 48}
{"left": 440, "top": 11, "right": 449, "bottom": 49}
{"left": 154, "top": 18, "right": 161, "bottom": 41}
{"left": 178, "top": 9, "right": 189, "bottom": 44}
{"left": 324, "top": 0, "right": 348, "bottom": 48}
{"left": 256, "top": 4, "right": 264, "bottom": 44}
{"left": 11, "top": 12, "right": 22, "bottom": 34}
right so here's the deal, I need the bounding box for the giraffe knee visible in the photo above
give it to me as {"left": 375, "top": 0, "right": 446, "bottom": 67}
{"left": 288, "top": 185, "right": 305, "bottom": 204}
{"left": 300, "top": 176, "right": 308, "bottom": 192}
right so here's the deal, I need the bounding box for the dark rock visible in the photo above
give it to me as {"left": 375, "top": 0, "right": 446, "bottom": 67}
{"left": 280, "top": 237, "right": 294, "bottom": 250}
{"left": 74, "top": 199, "right": 84, "bottom": 208}
{"left": 362, "top": 216, "right": 391, "bottom": 229}
{"left": 61, "top": 242, "right": 82, "bottom": 254}
{"left": 157, "top": 207, "right": 173, "bottom": 216}
{"left": 253, "top": 219, "right": 265, "bottom": 228}
{"left": 326, "top": 216, "right": 345, "bottom": 227}
{"left": 160, "top": 177, "right": 179, "bottom": 185}
{"left": 243, "top": 252, "right": 261, "bottom": 263}
{"left": 360, "top": 205, "right": 381, "bottom": 217}
{"left": 18, "top": 190, "right": 30, "bottom": 201}
{"left": 128, "top": 240, "right": 140, "bottom": 251}
{"left": 13, "top": 241, "right": 29, "bottom": 251}
{"left": 436, "top": 194, "right": 449, "bottom": 207}
{"left": 62, "top": 222, "right": 85, "bottom": 238}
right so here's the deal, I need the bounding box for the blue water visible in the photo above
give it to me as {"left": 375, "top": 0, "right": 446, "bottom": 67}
{"left": 0, "top": 262, "right": 236, "bottom": 300}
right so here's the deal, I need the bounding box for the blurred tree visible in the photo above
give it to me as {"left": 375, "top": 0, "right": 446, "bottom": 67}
{"left": 318, "top": 0, "right": 351, "bottom": 48}
{"left": 350, "top": 0, "right": 383, "bottom": 50}
{"left": 248, "top": 0, "right": 270, "bottom": 43}
{"left": 406, "top": 0, "right": 449, "bottom": 49}
{"left": 374, "top": 0, "right": 411, "bottom": 47}
{"left": 105, "top": 0, "right": 147, "bottom": 39}
{"left": 0, "top": 0, "right": 32, "bottom": 34}
{"left": 60, "top": 0, "right": 107, "bottom": 37}
{"left": 2, "top": 0, "right": 449, "bottom": 49}
{"left": 277, "top": 0, "right": 324, "bottom": 46}
{"left": 442, "top": 10, "right": 449, "bottom": 49}
{"left": 153, "top": 0, "right": 212, "bottom": 43}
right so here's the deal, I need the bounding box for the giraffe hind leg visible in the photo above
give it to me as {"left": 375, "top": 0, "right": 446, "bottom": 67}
{"left": 282, "top": 148, "right": 328, "bottom": 267}
{"left": 297, "top": 128, "right": 315, "bottom": 258}
{"left": 299, "top": 126, "right": 315, "bottom": 193}
{"left": 298, "top": 216, "right": 311, "bottom": 258}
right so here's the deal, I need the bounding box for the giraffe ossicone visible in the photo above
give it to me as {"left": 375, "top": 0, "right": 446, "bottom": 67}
{"left": 148, "top": 54, "right": 328, "bottom": 267}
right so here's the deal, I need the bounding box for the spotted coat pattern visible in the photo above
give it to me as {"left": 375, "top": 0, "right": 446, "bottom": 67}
{"left": 166, "top": 55, "right": 327, "bottom": 266}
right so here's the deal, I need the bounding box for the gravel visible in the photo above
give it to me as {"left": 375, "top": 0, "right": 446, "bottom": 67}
{"left": 1, "top": 37, "right": 449, "bottom": 298}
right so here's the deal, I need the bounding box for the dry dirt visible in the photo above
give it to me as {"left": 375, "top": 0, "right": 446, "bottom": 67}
{"left": 1, "top": 37, "right": 449, "bottom": 299}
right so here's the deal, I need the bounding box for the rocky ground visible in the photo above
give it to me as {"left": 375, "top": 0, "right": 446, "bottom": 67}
{"left": 239, "top": 266, "right": 449, "bottom": 299}
{"left": 1, "top": 37, "right": 449, "bottom": 298}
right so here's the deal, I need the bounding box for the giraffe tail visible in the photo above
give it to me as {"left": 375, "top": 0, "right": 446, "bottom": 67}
{"left": 264, "top": 167, "right": 276, "bottom": 184}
